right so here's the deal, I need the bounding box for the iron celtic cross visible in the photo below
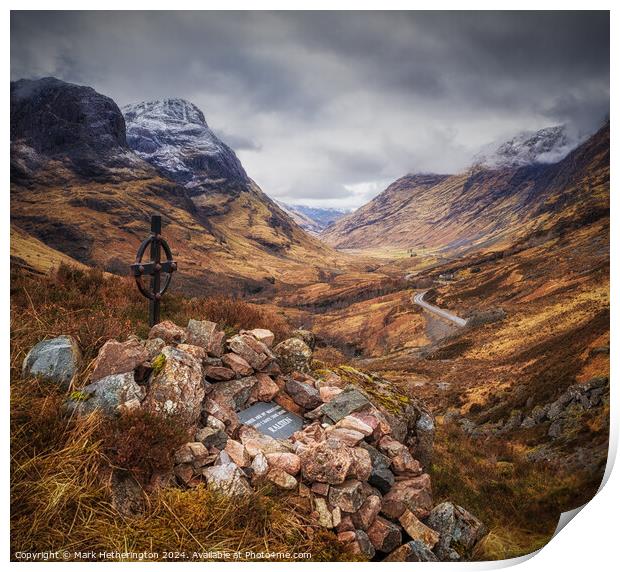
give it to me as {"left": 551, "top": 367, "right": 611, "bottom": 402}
{"left": 130, "top": 214, "right": 178, "bottom": 327}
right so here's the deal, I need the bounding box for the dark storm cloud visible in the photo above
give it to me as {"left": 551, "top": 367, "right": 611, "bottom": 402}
{"left": 11, "top": 11, "right": 609, "bottom": 208}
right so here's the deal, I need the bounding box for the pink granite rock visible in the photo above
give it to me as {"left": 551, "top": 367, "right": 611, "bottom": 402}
{"left": 399, "top": 509, "right": 440, "bottom": 549}
{"left": 299, "top": 438, "right": 352, "bottom": 484}
{"left": 224, "top": 439, "right": 251, "bottom": 468}
{"left": 367, "top": 516, "right": 403, "bottom": 553}
{"left": 204, "top": 366, "right": 236, "bottom": 381}
{"left": 328, "top": 479, "right": 364, "bottom": 513}
{"left": 267, "top": 468, "right": 298, "bottom": 490}
{"left": 319, "top": 385, "right": 343, "bottom": 402}
{"left": 352, "top": 494, "right": 382, "bottom": 531}
{"left": 221, "top": 353, "right": 253, "bottom": 376}
{"left": 91, "top": 339, "right": 149, "bottom": 382}
{"left": 148, "top": 320, "right": 186, "bottom": 345}
{"left": 381, "top": 474, "right": 433, "bottom": 520}
{"left": 245, "top": 328, "right": 275, "bottom": 348}
{"left": 265, "top": 452, "right": 301, "bottom": 476}
{"left": 255, "top": 373, "right": 280, "bottom": 401}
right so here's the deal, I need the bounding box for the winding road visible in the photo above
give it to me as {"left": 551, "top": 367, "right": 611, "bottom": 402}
{"left": 412, "top": 290, "right": 468, "bottom": 327}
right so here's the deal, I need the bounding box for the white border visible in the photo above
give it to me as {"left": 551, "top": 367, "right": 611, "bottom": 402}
{"left": 2, "top": 2, "right": 615, "bottom": 570}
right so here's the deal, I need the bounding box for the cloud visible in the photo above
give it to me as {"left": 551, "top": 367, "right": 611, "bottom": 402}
{"left": 11, "top": 11, "right": 609, "bottom": 208}
{"left": 213, "top": 130, "right": 262, "bottom": 152}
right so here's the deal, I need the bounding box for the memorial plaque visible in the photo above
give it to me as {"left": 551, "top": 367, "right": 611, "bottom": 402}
{"left": 237, "top": 401, "right": 304, "bottom": 439}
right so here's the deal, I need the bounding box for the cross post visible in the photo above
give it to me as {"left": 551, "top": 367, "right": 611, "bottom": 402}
{"left": 130, "top": 213, "right": 177, "bottom": 329}
{"left": 149, "top": 214, "right": 162, "bottom": 327}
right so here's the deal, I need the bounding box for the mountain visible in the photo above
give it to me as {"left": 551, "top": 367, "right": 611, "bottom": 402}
{"left": 276, "top": 202, "right": 351, "bottom": 234}
{"left": 11, "top": 77, "right": 144, "bottom": 177}
{"left": 473, "top": 125, "right": 578, "bottom": 169}
{"left": 123, "top": 99, "right": 248, "bottom": 186}
{"left": 10, "top": 78, "right": 351, "bottom": 295}
{"left": 322, "top": 124, "right": 609, "bottom": 255}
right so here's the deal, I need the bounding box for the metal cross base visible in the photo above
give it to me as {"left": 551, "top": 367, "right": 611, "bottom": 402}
{"left": 130, "top": 214, "right": 178, "bottom": 327}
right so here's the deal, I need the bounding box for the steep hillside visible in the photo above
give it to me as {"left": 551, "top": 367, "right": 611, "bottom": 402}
{"left": 10, "top": 225, "right": 92, "bottom": 274}
{"left": 307, "top": 178, "right": 609, "bottom": 559}
{"left": 10, "top": 77, "right": 143, "bottom": 177}
{"left": 322, "top": 124, "right": 609, "bottom": 255}
{"left": 10, "top": 78, "right": 353, "bottom": 294}
{"left": 295, "top": 122, "right": 610, "bottom": 526}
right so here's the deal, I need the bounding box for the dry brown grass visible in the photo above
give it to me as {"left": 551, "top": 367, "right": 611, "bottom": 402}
{"left": 431, "top": 421, "right": 602, "bottom": 560}
{"left": 97, "top": 410, "right": 191, "bottom": 486}
{"left": 175, "top": 295, "right": 291, "bottom": 341}
{"left": 10, "top": 265, "right": 352, "bottom": 562}
{"left": 312, "top": 346, "right": 349, "bottom": 368}
{"left": 11, "top": 377, "right": 109, "bottom": 557}
{"left": 10, "top": 264, "right": 139, "bottom": 373}
{"left": 10, "top": 264, "right": 292, "bottom": 373}
{"left": 10, "top": 371, "right": 351, "bottom": 562}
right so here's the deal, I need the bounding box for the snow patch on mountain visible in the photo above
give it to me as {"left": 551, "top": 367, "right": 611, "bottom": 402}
{"left": 474, "top": 125, "right": 581, "bottom": 169}
{"left": 122, "top": 98, "right": 248, "bottom": 186}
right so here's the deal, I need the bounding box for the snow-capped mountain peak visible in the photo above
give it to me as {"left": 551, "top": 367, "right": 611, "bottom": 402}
{"left": 474, "top": 125, "right": 580, "bottom": 169}
{"left": 124, "top": 98, "right": 207, "bottom": 127}
{"left": 122, "top": 98, "right": 247, "bottom": 186}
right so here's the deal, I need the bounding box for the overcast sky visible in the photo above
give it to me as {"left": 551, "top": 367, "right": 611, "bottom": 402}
{"left": 11, "top": 11, "right": 609, "bottom": 209}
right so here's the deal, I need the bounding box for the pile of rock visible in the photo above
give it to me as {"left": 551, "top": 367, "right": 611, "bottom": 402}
{"left": 449, "top": 375, "right": 610, "bottom": 441}
{"left": 23, "top": 320, "right": 487, "bottom": 561}
{"left": 464, "top": 308, "right": 507, "bottom": 327}
{"left": 525, "top": 375, "right": 609, "bottom": 437}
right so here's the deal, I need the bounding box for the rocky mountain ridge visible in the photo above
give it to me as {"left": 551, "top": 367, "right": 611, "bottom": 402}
{"left": 123, "top": 98, "right": 249, "bottom": 186}
{"left": 473, "top": 124, "right": 578, "bottom": 169}
{"left": 11, "top": 77, "right": 145, "bottom": 177}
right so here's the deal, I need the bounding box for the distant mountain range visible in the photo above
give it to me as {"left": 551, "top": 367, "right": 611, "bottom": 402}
{"left": 10, "top": 76, "right": 609, "bottom": 290}
{"left": 275, "top": 202, "right": 352, "bottom": 234}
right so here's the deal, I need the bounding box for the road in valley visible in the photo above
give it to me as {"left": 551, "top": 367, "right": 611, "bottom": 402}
{"left": 412, "top": 290, "right": 468, "bottom": 327}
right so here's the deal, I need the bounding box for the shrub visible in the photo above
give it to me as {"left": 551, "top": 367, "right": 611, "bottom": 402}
{"left": 312, "top": 346, "right": 348, "bottom": 368}
{"left": 55, "top": 263, "right": 106, "bottom": 295}
{"left": 97, "top": 410, "right": 190, "bottom": 485}
{"left": 11, "top": 376, "right": 74, "bottom": 460}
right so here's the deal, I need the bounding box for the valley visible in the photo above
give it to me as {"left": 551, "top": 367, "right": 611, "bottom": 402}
{"left": 10, "top": 77, "right": 609, "bottom": 561}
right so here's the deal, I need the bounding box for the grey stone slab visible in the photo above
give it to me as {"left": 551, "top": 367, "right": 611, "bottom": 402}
{"left": 321, "top": 388, "right": 371, "bottom": 423}
{"left": 237, "top": 401, "right": 303, "bottom": 439}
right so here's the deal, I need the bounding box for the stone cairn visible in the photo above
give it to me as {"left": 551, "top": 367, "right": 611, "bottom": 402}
{"left": 23, "top": 320, "right": 487, "bottom": 561}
